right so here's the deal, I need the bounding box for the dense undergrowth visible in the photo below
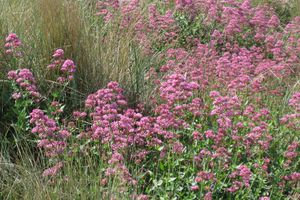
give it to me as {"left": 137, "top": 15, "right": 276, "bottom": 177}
{"left": 1, "top": 0, "right": 300, "bottom": 199}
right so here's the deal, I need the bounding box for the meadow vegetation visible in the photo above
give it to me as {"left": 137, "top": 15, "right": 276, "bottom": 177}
{"left": 0, "top": 0, "right": 300, "bottom": 199}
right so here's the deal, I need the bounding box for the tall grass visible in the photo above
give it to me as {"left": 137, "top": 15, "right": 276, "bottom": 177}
{"left": 0, "top": 0, "right": 154, "bottom": 160}
{"left": 0, "top": 1, "right": 155, "bottom": 198}
{"left": 0, "top": 0, "right": 153, "bottom": 99}
{"left": 0, "top": 151, "right": 133, "bottom": 199}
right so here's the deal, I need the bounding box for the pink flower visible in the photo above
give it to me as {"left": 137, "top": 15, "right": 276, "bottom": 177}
{"left": 259, "top": 197, "right": 270, "bottom": 200}
{"left": 46, "top": 49, "right": 76, "bottom": 83}
{"left": 7, "top": 69, "right": 41, "bottom": 101}
{"left": 42, "top": 162, "right": 63, "bottom": 177}
{"left": 136, "top": 194, "right": 149, "bottom": 200}
{"left": 191, "top": 185, "right": 199, "bottom": 191}
{"left": 52, "top": 49, "right": 64, "bottom": 58}
{"left": 12, "top": 92, "right": 22, "bottom": 100}
{"left": 4, "top": 33, "right": 22, "bottom": 56}
{"left": 227, "top": 165, "right": 252, "bottom": 192}
{"left": 61, "top": 59, "right": 76, "bottom": 73}
{"left": 172, "top": 142, "right": 184, "bottom": 154}
{"left": 205, "top": 130, "right": 215, "bottom": 139}
{"left": 204, "top": 192, "right": 212, "bottom": 200}
{"left": 193, "top": 131, "right": 203, "bottom": 140}
{"left": 284, "top": 172, "right": 300, "bottom": 181}
{"left": 59, "top": 130, "right": 71, "bottom": 138}
{"left": 195, "top": 171, "right": 215, "bottom": 183}
{"left": 73, "top": 111, "right": 87, "bottom": 119}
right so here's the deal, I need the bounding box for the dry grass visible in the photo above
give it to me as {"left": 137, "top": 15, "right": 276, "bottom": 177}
{"left": 0, "top": 3, "right": 150, "bottom": 197}
{"left": 0, "top": 151, "right": 133, "bottom": 200}
{"left": 0, "top": 0, "right": 152, "bottom": 104}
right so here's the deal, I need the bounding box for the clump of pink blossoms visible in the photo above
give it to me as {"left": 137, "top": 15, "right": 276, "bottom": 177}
{"left": 283, "top": 141, "right": 299, "bottom": 167}
{"left": 30, "top": 109, "right": 70, "bottom": 157}
{"left": 280, "top": 92, "right": 300, "bottom": 130}
{"left": 7, "top": 68, "right": 41, "bottom": 101}
{"left": 85, "top": 81, "right": 162, "bottom": 184}
{"left": 47, "top": 49, "right": 76, "bottom": 83}
{"left": 4, "top": 33, "right": 22, "bottom": 56}
{"left": 42, "top": 162, "right": 63, "bottom": 177}
{"left": 96, "top": 0, "right": 119, "bottom": 22}
{"left": 30, "top": 108, "right": 71, "bottom": 176}
{"left": 47, "top": 49, "right": 65, "bottom": 70}
{"left": 227, "top": 165, "right": 252, "bottom": 193}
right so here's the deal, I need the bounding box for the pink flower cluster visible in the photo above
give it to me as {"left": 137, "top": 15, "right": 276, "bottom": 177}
{"left": 42, "top": 162, "right": 63, "bottom": 177}
{"left": 148, "top": 4, "right": 177, "bottom": 41}
{"left": 73, "top": 111, "right": 87, "bottom": 119}
{"left": 174, "top": 0, "right": 280, "bottom": 39}
{"left": 227, "top": 165, "right": 252, "bottom": 193}
{"left": 283, "top": 141, "right": 299, "bottom": 167}
{"left": 7, "top": 68, "right": 41, "bottom": 101}
{"left": 160, "top": 73, "right": 199, "bottom": 104}
{"left": 210, "top": 91, "right": 241, "bottom": 129}
{"left": 85, "top": 82, "right": 162, "bottom": 183}
{"left": 96, "top": 1, "right": 178, "bottom": 53}
{"left": 96, "top": 0, "right": 119, "bottom": 22}
{"left": 259, "top": 197, "right": 270, "bottom": 200}
{"left": 30, "top": 108, "right": 71, "bottom": 176}
{"left": 283, "top": 172, "right": 300, "bottom": 182}
{"left": 47, "top": 49, "right": 76, "bottom": 83}
{"left": 120, "top": 0, "right": 140, "bottom": 28}
{"left": 30, "top": 109, "right": 70, "bottom": 157}
{"left": 47, "top": 49, "right": 65, "bottom": 70}
{"left": 4, "top": 33, "right": 22, "bottom": 55}
{"left": 281, "top": 92, "right": 300, "bottom": 130}
{"left": 195, "top": 171, "right": 215, "bottom": 183}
